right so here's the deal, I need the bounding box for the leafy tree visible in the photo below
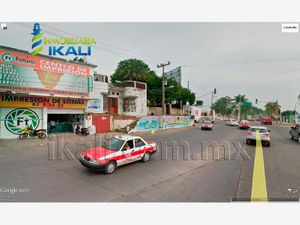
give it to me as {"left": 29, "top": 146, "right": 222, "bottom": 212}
{"left": 212, "top": 96, "right": 233, "bottom": 115}
{"left": 147, "top": 74, "right": 163, "bottom": 106}
{"left": 110, "top": 59, "right": 153, "bottom": 83}
{"left": 213, "top": 94, "right": 265, "bottom": 119}
{"left": 176, "top": 87, "right": 196, "bottom": 105}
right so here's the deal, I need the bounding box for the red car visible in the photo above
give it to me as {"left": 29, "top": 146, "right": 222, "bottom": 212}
{"left": 261, "top": 118, "right": 272, "bottom": 125}
{"left": 79, "top": 135, "right": 157, "bottom": 174}
{"left": 239, "top": 120, "right": 251, "bottom": 129}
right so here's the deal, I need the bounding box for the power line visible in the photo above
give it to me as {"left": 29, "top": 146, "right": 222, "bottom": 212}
{"left": 181, "top": 77, "right": 211, "bottom": 92}
{"left": 192, "top": 66, "right": 300, "bottom": 89}
{"left": 183, "top": 56, "right": 300, "bottom": 68}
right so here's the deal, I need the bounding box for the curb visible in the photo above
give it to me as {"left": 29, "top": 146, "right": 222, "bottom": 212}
{"left": 131, "top": 126, "right": 195, "bottom": 136}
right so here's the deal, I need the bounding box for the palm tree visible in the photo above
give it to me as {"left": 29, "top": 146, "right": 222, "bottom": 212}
{"left": 234, "top": 94, "right": 247, "bottom": 104}
{"left": 233, "top": 95, "right": 247, "bottom": 120}
{"left": 264, "top": 102, "right": 281, "bottom": 120}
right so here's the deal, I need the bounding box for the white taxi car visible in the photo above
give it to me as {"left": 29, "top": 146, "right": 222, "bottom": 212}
{"left": 79, "top": 135, "right": 157, "bottom": 174}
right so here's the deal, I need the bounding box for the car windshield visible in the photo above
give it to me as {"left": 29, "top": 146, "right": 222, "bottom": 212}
{"left": 249, "top": 128, "right": 267, "bottom": 133}
{"left": 203, "top": 121, "right": 211, "bottom": 124}
{"left": 102, "top": 137, "right": 125, "bottom": 151}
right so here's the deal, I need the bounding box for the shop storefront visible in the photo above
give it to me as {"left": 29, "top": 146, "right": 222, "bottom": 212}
{"left": 0, "top": 45, "right": 97, "bottom": 138}
{"left": 0, "top": 94, "right": 88, "bottom": 138}
{"left": 47, "top": 109, "right": 85, "bottom": 133}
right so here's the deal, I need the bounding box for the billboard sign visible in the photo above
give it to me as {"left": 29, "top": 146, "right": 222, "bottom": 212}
{"left": 165, "top": 66, "right": 181, "bottom": 85}
{"left": 0, "top": 48, "right": 92, "bottom": 97}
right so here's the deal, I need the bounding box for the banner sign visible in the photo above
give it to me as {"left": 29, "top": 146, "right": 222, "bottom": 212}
{"left": 0, "top": 94, "right": 86, "bottom": 109}
{"left": 0, "top": 48, "right": 92, "bottom": 97}
{"left": 87, "top": 99, "right": 102, "bottom": 113}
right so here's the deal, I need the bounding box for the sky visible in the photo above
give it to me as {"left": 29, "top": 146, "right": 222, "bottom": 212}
{"left": 1, "top": 22, "right": 300, "bottom": 111}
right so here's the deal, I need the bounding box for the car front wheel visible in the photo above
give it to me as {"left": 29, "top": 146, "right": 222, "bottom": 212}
{"left": 142, "top": 152, "right": 151, "bottom": 162}
{"left": 298, "top": 136, "right": 300, "bottom": 144}
{"left": 104, "top": 161, "right": 117, "bottom": 174}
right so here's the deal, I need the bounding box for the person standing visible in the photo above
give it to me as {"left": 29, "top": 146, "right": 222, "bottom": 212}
{"left": 50, "top": 120, "right": 56, "bottom": 133}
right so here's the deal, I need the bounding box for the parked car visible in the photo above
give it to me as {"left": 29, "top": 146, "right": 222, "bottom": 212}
{"left": 246, "top": 126, "right": 271, "bottom": 147}
{"left": 226, "top": 119, "right": 239, "bottom": 126}
{"left": 79, "top": 135, "right": 157, "bottom": 174}
{"left": 201, "top": 120, "right": 213, "bottom": 130}
{"left": 261, "top": 118, "right": 272, "bottom": 125}
{"left": 289, "top": 124, "right": 300, "bottom": 143}
{"left": 239, "top": 120, "right": 251, "bottom": 129}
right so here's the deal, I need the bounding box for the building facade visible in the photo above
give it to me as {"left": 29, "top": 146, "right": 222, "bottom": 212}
{"left": 0, "top": 45, "right": 98, "bottom": 138}
{"left": 0, "top": 46, "right": 147, "bottom": 138}
{"left": 108, "top": 81, "right": 147, "bottom": 117}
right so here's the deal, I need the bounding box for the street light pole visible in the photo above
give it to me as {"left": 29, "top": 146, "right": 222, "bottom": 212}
{"left": 210, "top": 91, "right": 214, "bottom": 119}
{"left": 294, "top": 99, "right": 300, "bottom": 123}
{"left": 157, "top": 61, "right": 170, "bottom": 116}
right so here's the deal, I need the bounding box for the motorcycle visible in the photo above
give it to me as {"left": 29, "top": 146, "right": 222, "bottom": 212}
{"left": 19, "top": 127, "right": 47, "bottom": 139}
{"left": 75, "top": 125, "right": 90, "bottom": 136}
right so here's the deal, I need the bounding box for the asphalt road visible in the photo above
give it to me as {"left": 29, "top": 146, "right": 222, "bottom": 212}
{"left": 0, "top": 121, "right": 300, "bottom": 202}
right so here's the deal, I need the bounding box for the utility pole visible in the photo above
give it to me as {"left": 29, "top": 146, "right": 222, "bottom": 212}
{"left": 157, "top": 61, "right": 170, "bottom": 116}
{"left": 237, "top": 95, "right": 241, "bottom": 122}
{"left": 187, "top": 80, "right": 190, "bottom": 90}
{"left": 294, "top": 95, "right": 300, "bottom": 123}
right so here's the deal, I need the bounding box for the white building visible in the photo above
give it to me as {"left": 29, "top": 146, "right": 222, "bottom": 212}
{"left": 107, "top": 81, "right": 147, "bottom": 117}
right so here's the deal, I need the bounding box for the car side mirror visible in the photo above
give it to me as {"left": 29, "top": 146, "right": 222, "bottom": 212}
{"left": 268, "top": 129, "right": 271, "bottom": 132}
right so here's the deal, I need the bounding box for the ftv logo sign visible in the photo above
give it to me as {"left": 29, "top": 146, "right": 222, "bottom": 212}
{"left": 31, "top": 23, "right": 96, "bottom": 57}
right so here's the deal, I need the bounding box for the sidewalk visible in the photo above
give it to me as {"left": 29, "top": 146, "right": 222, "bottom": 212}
{"left": 274, "top": 122, "right": 293, "bottom": 127}
{"left": 131, "top": 125, "right": 195, "bottom": 136}
{"left": 0, "top": 131, "right": 122, "bottom": 149}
